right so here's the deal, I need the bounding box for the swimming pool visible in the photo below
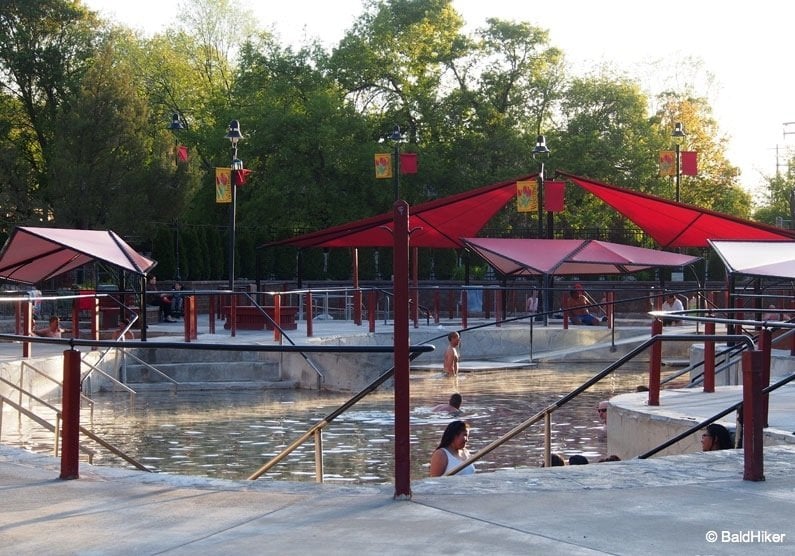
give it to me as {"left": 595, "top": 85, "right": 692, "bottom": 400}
{"left": 5, "top": 363, "right": 652, "bottom": 483}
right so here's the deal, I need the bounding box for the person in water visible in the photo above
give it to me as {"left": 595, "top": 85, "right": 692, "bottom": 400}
{"left": 431, "top": 393, "right": 463, "bottom": 415}
{"left": 429, "top": 420, "right": 476, "bottom": 477}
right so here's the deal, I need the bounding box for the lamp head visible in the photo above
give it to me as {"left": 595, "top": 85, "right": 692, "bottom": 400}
{"left": 672, "top": 122, "right": 686, "bottom": 138}
{"left": 387, "top": 125, "right": 405, "bottom": 143}
{"left": 225, "top": 120, "right": 243, "bottom": 146}
{"left": 169, "top": 113, "right": 184, "bottom": 131}
{"left": 532, "top": 135, "right": 550, "bottom": 157}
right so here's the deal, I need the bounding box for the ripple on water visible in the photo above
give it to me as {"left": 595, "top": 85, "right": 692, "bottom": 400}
{"left": 11, "top": 365, "right": 648, "bottom": 483}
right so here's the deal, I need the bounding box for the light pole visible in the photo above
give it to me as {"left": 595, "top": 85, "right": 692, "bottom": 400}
{"left": 532, "top": 135, "right": 551, "bottom": 238}
{"left": 169, "top": 113, "right": 185, "bottom": 280}
{"left": 388, "top": 125, "right": 406, "bottom": 201}
{"left": 672, "top": 122, "right": 686, "bottom": 203}
{"left": 225, "top": 120, "right": 244, "bottom": 290}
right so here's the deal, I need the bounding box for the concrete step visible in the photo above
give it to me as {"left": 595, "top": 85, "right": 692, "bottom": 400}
{"left": 122, "top": 361, "right": 281, "bottom": 383}
{"left": 125, "top": 380, "right": 299, "bottom": 392}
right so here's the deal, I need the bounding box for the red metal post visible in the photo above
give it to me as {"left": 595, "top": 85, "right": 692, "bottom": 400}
{"left": 562, "top": 294, "right": 569, "bottom": 330}
{"left": 368, "top": 289, "right": 376, "bottom": 333}
{"left": 393, "top": 200, "right": 411, "bottom": 499}
{"left": 22, "top": 301, "right": 31, "bottom": 358}
{"left": 433, "top": 288, "right": 440, "bottom": 324}
{"left": 274, "top": 294, "right": 282, "bottom": 342}
{"left": 448, "top": 289, "right": 454, "bottom": 320}
{"left": 461, "top": 290, "right": 468, "bottom": 329}
{"left": 305, "top": 291, "right": 313, "bottom": 338}
{"left": 742, "top": 350, "right": 765, "bottom": 481}
{"left": 757, "top": 328, "right": 772, "bottom": 427}
{"left": 483, "top": 287, "right": 491, "bottom": 319}
{"left": 71, "top": 300, "right": 79, "bottom": 340}
{"left": 90, "top": 296, "right": 99, "bottom": 348}
{"left": 353, "top": 248, "right": 361, "bottom": 326}
{"left": 607, "top": 291, "right": 614, "bottom": 329}
{"left": 648, "top": 319, "right": 663, "bottom": 406}
{"left": 703, "top": 321, "right": 715, "bottom": 392}
{"left": 60, "top": 349, "right": 81, "bottom": 480}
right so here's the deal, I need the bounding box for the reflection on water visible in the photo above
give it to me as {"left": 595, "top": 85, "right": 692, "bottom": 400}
{"left": 4, "top": 363, "right": 650, "bottom": 484}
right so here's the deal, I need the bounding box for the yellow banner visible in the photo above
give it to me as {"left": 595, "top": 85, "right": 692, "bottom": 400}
{"left": 374, "top": 153, "right": 392, "bottom": 179}
{"left": 516, "top": 180, "right": 537, "bottom": 213}
{"left": 215, "top": 168, "right": 232, "bottom": 203}
{"left": 659, "top": 151, "right": 675, "bottom": 176}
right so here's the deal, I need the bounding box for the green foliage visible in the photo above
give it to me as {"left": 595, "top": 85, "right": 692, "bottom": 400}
{"left": 0, "top": 0, "right": 771, "bottom": 283}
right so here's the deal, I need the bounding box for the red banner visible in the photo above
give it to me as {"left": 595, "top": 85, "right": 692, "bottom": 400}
{"left": 400, "top": 152, "right": 418, "bottom": 174}
{"left": 232, "top": 168, "right": 251, "bottom": 186}
{"left": 177, "top": 145, "right": 188, "bottom": 162}
{"left": 681, "top": 151, "right": 697, "bottom": 176}
{"left": 544, "top": 181, "right": 565, "bottom": 212}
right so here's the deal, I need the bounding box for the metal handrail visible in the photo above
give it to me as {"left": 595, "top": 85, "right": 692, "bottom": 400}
{"left": 248, "top": 351, "right": 427, "bottom": 481}
{"left": 445, "top": 332, "right": 756, "bottom": 475}
{"left": 19, "top": 361, "right": 95, "bottom": 423}
{"left": 0, "top": 380, "right": 149, "bottom": 470}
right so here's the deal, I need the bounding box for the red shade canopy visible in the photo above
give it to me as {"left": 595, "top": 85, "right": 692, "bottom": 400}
{"left": 263, "top": 175, "right": 535, "bottom": 249}
{"left": 709, "top": 240, "right": 795, "bottom": 279}
{"left": 560, "top": 172, "right": 795, "bottom": 248}
{"left": 0, "top": 227, "right": 156, "bottom": 285}
{"left": 462, "top": 238, "right": 700, "bottom": 276}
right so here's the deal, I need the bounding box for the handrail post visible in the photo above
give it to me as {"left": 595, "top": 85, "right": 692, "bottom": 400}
{"left": 208, "top": 294, "right": 216, "bottom": 334}
{"left": 368, "top": 289, "right": 376, "bottom": 333}
{"left": 703, "top": 321, "right": 715, "bottom": 392}
{"left": 90, "top": 296, "right": 99, "bottom": 348}
{"left": 274, "top": 294, "right": 282, "bottom": 342}
{"left": 607, "top": 291, "right": 614, "bottom": 329}
{"left": 306, "top": 291, "right": 314, "bottom": 337}
{"left": 742, "top": 350, "right": 765, "bottom": 481}
{"left": 543, "top": 411, "right": 551, "bottom": 467}
{"left": 495, "top": 288, "right": 502, "bottom": 327}
{"left": 230, "top": 292, "right": 237, "bottom": 337}
{"left": 60, "top": 349, "right": 81, "bottom": 480}
{"left": 461, "top": 289, "right": 468, "bottom": 329}
{"left": 757, "top": 328, "right": 772, "bottom": 427}
{"left": 22, "top": 301, "right": 32, "bottom": 358}
{"left": 648, "top": 319, "right": 663, "bottom": 406}
{"left": 314, "top": 429, "right": 324, "bottom": 483}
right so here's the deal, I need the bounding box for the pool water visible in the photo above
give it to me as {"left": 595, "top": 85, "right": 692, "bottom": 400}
{"left": 4, "top": 363, "right": 652, "bottom": 484}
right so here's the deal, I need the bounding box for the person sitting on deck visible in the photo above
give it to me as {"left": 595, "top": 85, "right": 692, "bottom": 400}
{"left": 566, "top": 288, "right": 601, "bottom": 326}
{"left": 660, "top": 293, "right": 684, "bottom": 326}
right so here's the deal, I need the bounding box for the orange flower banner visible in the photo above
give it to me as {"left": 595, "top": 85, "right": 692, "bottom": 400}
{"left": 215, "top": 168, "right": 232, "bottom": 203}
{"left": 516, "top": 180, "right": 537, "bottom": 213}
{"left": 374, "top": 153, "right": 392, "bottom": 179}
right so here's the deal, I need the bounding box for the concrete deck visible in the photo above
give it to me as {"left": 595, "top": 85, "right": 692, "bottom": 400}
{"left": 2, "top": 317, "right": 794, "bottom": 554}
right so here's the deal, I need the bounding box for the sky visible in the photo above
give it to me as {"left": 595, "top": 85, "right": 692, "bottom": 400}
{"left": 82, "top": 0, "right": 795, "bottom": 199}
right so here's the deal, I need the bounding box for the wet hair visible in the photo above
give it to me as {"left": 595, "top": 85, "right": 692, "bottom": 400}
{"left": 437, "top": 420, "right": 469, "bottom": 449}
{"left": 550, "top": 453, "right": 565, "bottom": 467}
{"left": 447, "top": 331, "right": 459, "bottom": 342}
{"left": 568, "top": 454, "right": 589, "bottom": 465}
{"left": 705, "top": 423, "right": 733, "bottom": 450}
{"left": 635, "top": 385, "right": 649, "bottom": 392}
{"left": 49, "top": 315, "right": 59, "bottom": 324}
{"left": 449, "top": 393, "right": 462, "bottom": 409}
{"left": 598, "top": 455, "right": 621, "bottom": 462}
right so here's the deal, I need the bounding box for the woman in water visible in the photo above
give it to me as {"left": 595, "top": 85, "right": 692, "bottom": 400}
{"left": 701, "top": 423, "right": 733, "bottom": 451}
{"left": 429, "top": 420, "right": 476, "bottom": 477}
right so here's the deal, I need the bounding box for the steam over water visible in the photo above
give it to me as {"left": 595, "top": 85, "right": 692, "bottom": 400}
{"left": 6, "top": 363, "right": 654, "bottom": 483}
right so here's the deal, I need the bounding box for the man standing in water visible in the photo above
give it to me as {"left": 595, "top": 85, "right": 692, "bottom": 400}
{"left": 444, "top": 331, "right": 460, "bottom": 378}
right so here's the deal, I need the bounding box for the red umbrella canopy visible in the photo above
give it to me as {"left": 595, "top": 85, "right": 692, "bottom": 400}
{"left": 561, "top": 173, "right": 795, "bottom": 248}
{"left": 0, "top": 227, "right": 156, "bottom": 285}
{"left": 462, "top": 238, "right": 700, "bottom": 276}
{"left": 263, "top": 175, "right": 534, "bottom": 249}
